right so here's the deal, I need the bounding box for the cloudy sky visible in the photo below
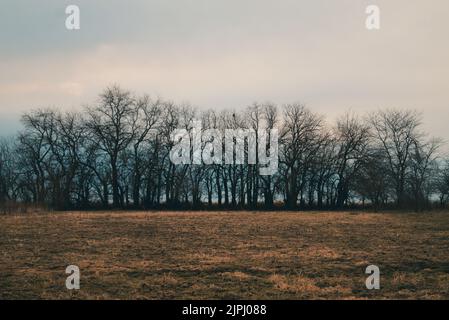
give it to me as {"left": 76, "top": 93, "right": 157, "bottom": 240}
{"left": 1, "top": 0, "right": 449, "bottom": 141}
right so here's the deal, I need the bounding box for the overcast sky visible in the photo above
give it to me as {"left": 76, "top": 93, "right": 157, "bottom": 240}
{"left": 1, "top": 0, "right": 449, "bottom": 142}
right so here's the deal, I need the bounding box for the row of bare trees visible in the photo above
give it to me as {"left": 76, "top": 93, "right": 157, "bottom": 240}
{"left": 0, "top": 86, "right": 448, "bottom": 211}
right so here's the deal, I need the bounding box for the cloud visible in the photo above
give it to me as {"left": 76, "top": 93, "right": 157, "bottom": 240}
{"left": 0, "top": 0, "right": 448, "bottom": 141}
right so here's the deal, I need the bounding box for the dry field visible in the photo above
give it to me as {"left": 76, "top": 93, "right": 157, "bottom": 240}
{"left": 1, "top": 210, "right": 449, "bottom": 300}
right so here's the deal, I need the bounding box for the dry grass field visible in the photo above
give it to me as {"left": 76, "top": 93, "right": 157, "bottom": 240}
{"left": 1, "top": 210, "right": 449, "bottom": 300}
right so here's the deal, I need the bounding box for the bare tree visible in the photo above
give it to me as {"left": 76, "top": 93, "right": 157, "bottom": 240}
{"left": 4, "top": 86, "right": 447, "bottom": 212}
{"left": 260, "top": 103, "right": 278, "bottom": 207}
{"left": 369, "top": 109, "right": 421, "bottom": 208}
{"left": 437, "top": 160, "right": 449, "bottom": 207}
{"left": 0, "top": 138, "right": 17, "bottom": 205}
{"left": 279, "top": 104, "right": 324, "bottom": 209}
{"left": 85, "top": 86, "right": 138, "bottom": 208}
{"left": 130, "top": 95, "right": 162, "bottom": 207}
{"left": 408, "top": 138, "right": 441, "bottom": 210}
{"left": 334, "top": 112, "right": 371, "bottom": 208}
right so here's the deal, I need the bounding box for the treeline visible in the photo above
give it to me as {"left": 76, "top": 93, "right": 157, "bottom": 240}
{"left": 1, "top": 85, "right": 449, "bottom": 212}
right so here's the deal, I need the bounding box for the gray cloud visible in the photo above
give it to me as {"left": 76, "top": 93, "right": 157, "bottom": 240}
{"left": 0, "top": 0, "right": 448, "bottom": 144}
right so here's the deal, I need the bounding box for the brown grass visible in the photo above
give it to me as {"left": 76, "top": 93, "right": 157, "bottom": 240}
{"left": 1, "top": 210, "right": 449, "bottom": 299}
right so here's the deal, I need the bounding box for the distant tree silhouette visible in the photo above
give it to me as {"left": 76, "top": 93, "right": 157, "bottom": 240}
{"left": 0, "top": 85, "right": 446, "bottom": 212}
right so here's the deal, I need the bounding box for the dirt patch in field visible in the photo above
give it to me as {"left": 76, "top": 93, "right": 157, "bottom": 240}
{"left": 1, "top": 210, "right": 449, "bottom": 299}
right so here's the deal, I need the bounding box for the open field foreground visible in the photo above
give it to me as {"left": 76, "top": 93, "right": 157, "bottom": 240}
{"left": 1, "top": 211, "right": 449, "bottom": 299}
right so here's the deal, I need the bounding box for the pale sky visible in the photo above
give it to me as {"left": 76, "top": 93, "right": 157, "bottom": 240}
{"left": 1, "top": 0, "right": 449, "bottom": 142}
